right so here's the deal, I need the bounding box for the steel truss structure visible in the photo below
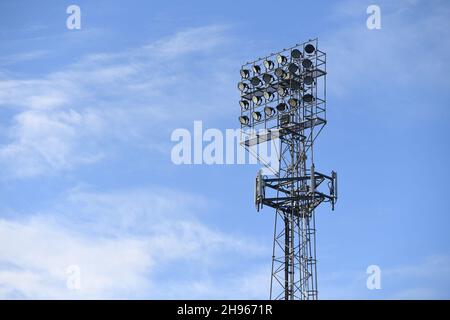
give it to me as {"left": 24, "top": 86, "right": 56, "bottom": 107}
{"left": 238, "top": 39, "right": 338, "bottom": 300}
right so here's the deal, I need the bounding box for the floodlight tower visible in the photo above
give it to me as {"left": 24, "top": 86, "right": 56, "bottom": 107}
{"left": 237, "top": 39, "right": 338, "bottom": 300}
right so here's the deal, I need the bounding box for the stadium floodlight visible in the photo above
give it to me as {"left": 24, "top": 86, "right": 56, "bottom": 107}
{"left": 275, "top": 67, "right": 287, "bottom": 79}
{"left": 251, "top": 76, "right": 261, "bottom": 86}
{"left": 284, "top": 72, "right": 296, "bottom": 80}
{"left": 276, "top": 102, "right": 287, "bottom": 112}
{"left": 264, "top": 59, "right": 275, "bottom": 70}
{"left": 252, "top": 95, "right": 263, "bottom": 105}
{"left": 277, "top": 86, "right": 288, "bottom": 97}
{"left": 264, "top": 106, "right": 275, "bottom": 117}
{"left": 302, "top": 93, "right": 314, "bottom": 103}
{"left": 262, "top": 73, "right": 274, "bottom": 84}
{"left": 288, "top": 97, "right": 299, "bottom": 108}
{"left": 252, "top": 65, "right": 262, "bottom": 74}
{"left": 239, "top": 115, "right": 249, "bottom": 125}
{"left": 288, "top": 63, "right": 298, "bottom": 74}
{"left": 240, "top": 69, "right": 250, "bottom": 79}
{"left": 280, "top": 113, "right": 290, "bottom": 126}
{"left": 302, "top": 58, "right": 313, "bottom": 69}
{"left": 252, "top": 111, "right": 262, "bottom": 121}
{"left": 304, "top": 43, "right": 315, "bottom": 54}
{"left": 276, "top": 54, "right": 287, "bottom": 65}
{"left": 238, "top": 82, "right": 249, "bottom": 92}
{"left": 304, "top": 75, "right": 314, "bottom": 85}
{"left": 291, "top": 49, "right": 302, "bottom": 59}
{"left": 237, "top": 38, "right": 336, "bottom": 302}
{"left": 263, "top": 91, "right": 274, "bottom": 101}
{"left": 289, "top": 81, "right": 302, "bottom": 91}
{"left": 239, "top": 99, "right": 250, "bottom": 109}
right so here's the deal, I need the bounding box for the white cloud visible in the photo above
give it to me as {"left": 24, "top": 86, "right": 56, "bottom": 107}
{"left": 0, "top": 50, "right": 49, "bottom": 66}
{"left": 0, "top": 24, "right": 234, "bottom": 178}
{"left": 156, "top": 265, "right": 271, "bottom": 299}
{"left": 145, "top": 25, "right": 230, "bottom": 57}
{"left": 385, "top": 255, "right": 450, "bottom": 299}
{"left": 0, "top": 187, "right": 267, "bottom": 299}
{"left": 319, "top": 255, "right": 450, "bottom": 299}
{"left": 0, "top": 108, "right": 104, "bottom": 177}
{"left": 0, "top": 218, "right": 151, "bottom": 299}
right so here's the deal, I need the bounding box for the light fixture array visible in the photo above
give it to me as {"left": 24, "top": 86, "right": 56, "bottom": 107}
{"left": 238, "top": 41, "right": 325, "bottom": 128}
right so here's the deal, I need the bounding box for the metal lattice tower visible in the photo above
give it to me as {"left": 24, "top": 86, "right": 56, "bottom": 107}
{"left": 237, "top": 39, "right": 338, "bottom": 300}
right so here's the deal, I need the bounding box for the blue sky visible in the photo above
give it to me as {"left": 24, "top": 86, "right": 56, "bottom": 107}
{"left": 0, "top": 0, "right": 449, "bottom": 299}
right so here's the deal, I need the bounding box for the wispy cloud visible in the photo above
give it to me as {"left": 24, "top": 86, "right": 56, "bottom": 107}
{"left": 0, "top": 108, "right": 104, "bottom": 177}
{"left": 0, "top": 217, "right": 151, "bottom": 299}
{"left": 145, "top": 25, "right": 230, "bottom": 57}
{"left": 0, "top": 25, "right": 234, "bottom": 178}
{"left": 385, "top": 255, "right": 450, "bottom": 299}
{"left": 0, "top": 187, "right": 267, "bottom": 299}
{"left": 0, "top": 50, "right": 49, "bottom": 66}
{"left": 319, "top": 254, "right": 450, "bottom": 299}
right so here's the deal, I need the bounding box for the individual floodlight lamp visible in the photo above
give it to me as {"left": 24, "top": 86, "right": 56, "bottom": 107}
{"left": 284, "top": 72, "right": 295, "bottom": 80}
{"left": 252, "top": 95, "right": 262, "bottom": 105}
{"left": 239, "top": 99, "right": 250, "bottom": 109}
{"left": 277, "top": 86, "right": 288, "bottom": 97}
{"left": 276, "top": 102, "right": 287, "bottom": 112}
{"left": 252, "top": 111, "right": 262, "bottom": 121}
{"left": 288, "top": 63, "right": 298, "bottom": 73}
{"left": 291, "top": 49, "right": 302, "bottom": 59}
{"left": 252, "top": 65, "right": 262, "bottom": 74}
{"left": 251, "top": 76, "right": 261, "bottom": 86}
{"left": 262, "top": 73, "right": 274, "bottom": 84}
{"left": 289, "top": 80, "right": 302, "bottom": 91}
{"left": 302, "top": 93, "right": 315, "bottom": 103}
{"left": 263, "top": 91, "right": 274, "bottom": 101}
{"left": 264, "top": 59, "right": 275, "bottom": 70}
{"left": 239, "top": 115, "right": 249, "bottom": 125}
{"left": 240, "top": 69, "right": 250, "bottom": 79}
{"left": 275, "top": 67, "right": 287, "bottom": 79}
{"left": 264, "top": 106, "right": 275, "bottom": 117}
{"left": 238, "top": 81, "right": 249, "bottom": 92}
{"left": 302, "top": 58, "right": 313, "bottom": 69}
{"left": 304, "top": 75, "right": 314, "bottom": 85}
{"left": 277, "top": 54, "right": 288, "bottom": 65}
{"left": 288, "top": 98, "right": 299, "bottom": 108}
{"left": 280, "top": 113, "right": 290, "bottom": 126}
{"left": 304, "top": 43, "right": 315, "bottom": 54}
